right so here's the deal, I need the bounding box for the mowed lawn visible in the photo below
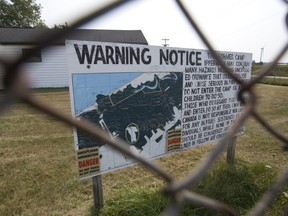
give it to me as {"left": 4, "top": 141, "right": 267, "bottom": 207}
{"left": 0, "top": 84, "right": 287, "bottom": 215}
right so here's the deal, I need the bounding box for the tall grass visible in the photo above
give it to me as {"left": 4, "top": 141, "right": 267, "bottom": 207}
{"left": 0, "top": 84, "right": 287, "bottom": 215}
{"left": 99, "top": 160, "right": 287, "bottom": 216}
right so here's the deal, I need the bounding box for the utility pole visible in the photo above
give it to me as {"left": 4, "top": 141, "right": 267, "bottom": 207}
{"left": 260, "top": 47, "right": 264, "bottom": 63}
{"left": 162, "top": 38, "right": 169, "bottom": 47}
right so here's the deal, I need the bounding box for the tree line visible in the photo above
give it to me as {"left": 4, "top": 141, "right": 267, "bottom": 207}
{"left": 0, "top": 0, "right": 67, "bottom": 28}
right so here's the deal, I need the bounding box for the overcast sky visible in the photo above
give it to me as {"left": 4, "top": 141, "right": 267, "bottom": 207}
{"left": 36, "top": 0, "right": 288, "bottom": 63}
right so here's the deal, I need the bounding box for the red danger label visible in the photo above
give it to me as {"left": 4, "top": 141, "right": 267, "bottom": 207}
{"left": 78, "top": 158, "right": 99, "bottom": 168}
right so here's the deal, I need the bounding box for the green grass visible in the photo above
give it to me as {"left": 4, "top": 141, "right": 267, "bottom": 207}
{"left": 0, "top": 84, "right": 287, "bottom": 215}
{"left": 187, "top": 160, "right": 286, "bottom": 216}
{"left": 252, "top": 63, "right": 288, "bottom": 77}
{"left": 252, "top": 63, "right": 288, "bottom": 86}
{"left": 98, "top": 186, "right": 167, "bottom": 216}
{"left": 255, "top": 77, "right": 288, "bottom": 86}
{"left": 98, "top": 160, "right": 287, "bottom": 216}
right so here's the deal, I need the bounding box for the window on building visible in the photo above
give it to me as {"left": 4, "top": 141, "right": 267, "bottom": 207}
{"left": 22, "top": 48, "right": 42, "bottom": 62}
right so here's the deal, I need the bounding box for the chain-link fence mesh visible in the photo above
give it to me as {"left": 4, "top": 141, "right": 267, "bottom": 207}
{"left": 1, "top": 0, "right": 288, "bottom": 215}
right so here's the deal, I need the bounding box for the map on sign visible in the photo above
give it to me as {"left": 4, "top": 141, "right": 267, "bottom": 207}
{"left": 74, "top": 72, "right": 182, "bottom": 152}
{"left": 72, "top": 72, "right": 142, "bottom": 115}
{"left": 66, "top": 40, "right": 252, "bottom": 179}
{"left": 72, "top": 72, "right": 183, "bottom": 175}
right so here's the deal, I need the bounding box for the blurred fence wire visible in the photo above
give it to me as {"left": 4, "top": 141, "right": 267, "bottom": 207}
{"left": 1, "top": 0, "right": 288, "bottom": 215}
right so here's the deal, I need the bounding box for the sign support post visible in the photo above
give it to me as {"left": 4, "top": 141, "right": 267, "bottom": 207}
{"left": 226, "top": 137, "right": 237, "bottom": 164}
{"left": 92, "top": 175, "right": 104, "bottom": 210}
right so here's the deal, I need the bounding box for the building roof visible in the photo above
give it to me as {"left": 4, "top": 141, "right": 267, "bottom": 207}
{"left": 0, "top": 28, "right": 148, "bottom": 45}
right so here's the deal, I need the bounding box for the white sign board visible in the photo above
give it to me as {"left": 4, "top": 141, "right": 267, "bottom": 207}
{"left": 66, "top": 40, "right": 252, "bottom": 179}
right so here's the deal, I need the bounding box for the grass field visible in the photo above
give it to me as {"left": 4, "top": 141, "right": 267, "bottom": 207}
{"left": 0, "top": 84, "right": 287, "bottom": 215}
{"left": 252, "top": 63, "right": 288, "bottom": 77}
{"left": 252, "top": 63, "right": 288, "bottom": 86}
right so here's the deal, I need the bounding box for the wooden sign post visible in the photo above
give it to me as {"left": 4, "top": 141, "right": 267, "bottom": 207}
{"left": 226, "top": 137, "right": 237, "bottom": 164}
{"left": 92, "top": 175, "right": 104, "bottom": 210}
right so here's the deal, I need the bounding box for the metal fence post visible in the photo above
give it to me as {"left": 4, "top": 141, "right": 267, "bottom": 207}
{"left": 226, "top": 136, "right": 237, "bottom": 164}
{"left": 92, "top": 175, "right": 104, "bottom": 210}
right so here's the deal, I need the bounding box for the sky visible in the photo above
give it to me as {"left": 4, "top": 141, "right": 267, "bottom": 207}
{"left": 36, "top": 0, "right": 288, "bottom": 63}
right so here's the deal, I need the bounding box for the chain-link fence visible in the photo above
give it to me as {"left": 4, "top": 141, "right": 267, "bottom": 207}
{"left": 1, "top": 0, "right": 288, "bottom": 215}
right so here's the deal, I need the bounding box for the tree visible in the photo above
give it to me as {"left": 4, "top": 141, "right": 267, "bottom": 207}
{"left": 53, "top": 22, "right": 69, "bottom": 29}
{"left": 0, "top": 0, "right": 47, "bottom": 28}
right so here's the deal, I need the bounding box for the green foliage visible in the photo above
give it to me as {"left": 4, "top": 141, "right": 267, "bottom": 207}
{"left": 0, "top": 0, "right": 47, "bottom": 28}
{"left": 97, "top": 160, "right": 283, "bottom": 216}
{"left": 98, "top": 186, "right": 167, "bottom": 216}
{"left": 181, "top": 161, "right": 278, "bottom": 215}
{"left": 53, "top": 22, "right": 69, "bottom": 29}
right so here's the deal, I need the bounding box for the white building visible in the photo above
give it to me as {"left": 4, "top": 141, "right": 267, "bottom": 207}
{"left": 0, "top": 28, "right": 148, "bottom": 89}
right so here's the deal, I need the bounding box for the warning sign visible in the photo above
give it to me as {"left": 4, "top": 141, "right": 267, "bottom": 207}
{"left": 66, "top": 40, "right": 252, "bottom": 179}
{"left": 166, "top": 129, "right": 182, "bottom": 153}
{"left": 77, "top": 147, "right": 100, "bottom": 178}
